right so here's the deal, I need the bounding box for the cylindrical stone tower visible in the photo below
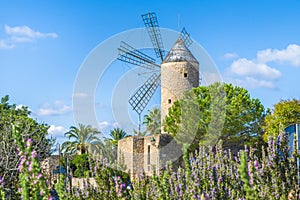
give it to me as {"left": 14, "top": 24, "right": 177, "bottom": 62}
{"left": 161, "top": 38, "right": 199, "bottom": 131}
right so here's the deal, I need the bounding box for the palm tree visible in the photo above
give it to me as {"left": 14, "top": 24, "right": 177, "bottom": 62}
{"left": 106, "top": 128, "right": 129, "bottom": 147}
{"left": 133, "top": 129, "right": 148, "bottom": 136}
{"left": 143, "top": 107, "right": 161, "bottom": 135}
{"left": 61, "top": 124, "right": 101, "bottom": 155}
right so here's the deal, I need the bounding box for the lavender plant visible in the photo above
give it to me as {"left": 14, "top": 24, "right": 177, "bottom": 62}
{"left": 2, "top": 127, "right": 299, "bottom": 199}
{"left": 0, "top": 177, "right": 5, "bottom": 200}
{"left": 12, "top": 125, "right": 51, "bottom": 200}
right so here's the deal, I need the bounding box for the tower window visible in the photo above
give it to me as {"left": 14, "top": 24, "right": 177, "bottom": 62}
{"left": 168, "top": 99, "right": 172, "bottom": 104}
{"left": 184, "top": 73, "right": 188, "bottom": 77}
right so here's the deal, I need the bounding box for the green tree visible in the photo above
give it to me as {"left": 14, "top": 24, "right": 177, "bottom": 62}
{"left": 106, "top": 128, "right": 129, "bottom": 147}
{"left": 71, "top": 154, "right": 90, "bottom": 177}
{"left": 263, "top": 99, "right": 300, "bottom": 141}
{"left": 143, "top": 107, "right": 161, "bottom": 135}
{"left": 0, "top": 95, "right": 54, "bottom": 197}
{"left": 163, "top": 82, "right": 266, "bottom": 151}
{"left": 133, "top": 129, "right": 147, "bottom": 136}
{"left": 61, "top": 124, "right": 100, "bottom": 155}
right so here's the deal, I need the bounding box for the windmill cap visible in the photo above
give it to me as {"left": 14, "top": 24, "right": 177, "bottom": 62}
{"left": 162, "top": 38, "right": 199, "bottom": 64}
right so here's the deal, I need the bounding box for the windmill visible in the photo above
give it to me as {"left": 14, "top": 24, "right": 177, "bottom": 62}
{"left": 117, "top": 12, "right": 197, "bottom": 132}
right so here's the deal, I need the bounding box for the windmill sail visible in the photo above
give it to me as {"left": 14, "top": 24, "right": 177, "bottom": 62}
{"left": 118, "top": 41, "right": 160, "bottom": 70}
{"left": 129, "top": 73, "right": 160, "bottom": 115}
{"left": 142, "top": 12, "right": 165, "bottom": 61}
{"left": 117, "top": 12, "right": 194, "bottom": 126}
{"left": 179, "top": 27, "right": 193, "bottom": 47}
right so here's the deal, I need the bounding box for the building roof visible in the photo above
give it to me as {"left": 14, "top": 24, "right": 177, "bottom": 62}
{"left": 162, "top": 38, "right": 198, "bottom": 64}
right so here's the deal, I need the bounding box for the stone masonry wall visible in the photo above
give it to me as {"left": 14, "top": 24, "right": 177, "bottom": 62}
{"left": 118, "top": 137, "right": 133, "bottom": 174}
{"left": 118, "top": 134, "right": 183, "bottom": 178}
{"left": 132, "top": 137, "right": 144, "bottom": 176}
{"left": 161, "top": 61, "right": 199, "bottom": 128}
{"left": 143, "top": 135, "right": 159, "bottom": 175}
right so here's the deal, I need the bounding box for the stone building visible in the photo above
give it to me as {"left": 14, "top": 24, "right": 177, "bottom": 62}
{"left": 118, "top": 37, "right": 199, "bottom": 177}
{"left": 118, "top": 134, "right": 182, "bottom": 177}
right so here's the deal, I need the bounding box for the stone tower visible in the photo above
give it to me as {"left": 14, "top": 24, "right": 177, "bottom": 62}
{"left": 161, "top": 38, "right": 199, "bottom": 129}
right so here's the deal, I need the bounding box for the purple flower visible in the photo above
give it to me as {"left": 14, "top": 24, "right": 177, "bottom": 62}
{"left": 26, "top": 138, "right": 33, "bottom": 147}
{"left": 40, "top": 190, "right": 43, "bottom": 196}
{"left": 247, "top": 161, "right": 253, "bottom": 185}
{"left": 37, "top": 173, "right": 42, "bottom": 179}
{"left": 28, "top": 162, "right": 33, "bottom": 171}
{"left": 18, "top": 150, "right": 23, "bottom": 156}
{"left": 0, "top": 177, "right": 4, "bottom": 187}
{"left": 218, "top": 176, "right": 223, "bottom": 183}
{"left": 31, "top": 150, "right": 37, "bottom": 159}
{"left": 254, "top": 160, "right": 259, "bottom": 170}
{"left": 18, "top": 157, "right": 26, "bottom": 172}
{"left": 120, "top": 183, "right": 126, "bottom": 189}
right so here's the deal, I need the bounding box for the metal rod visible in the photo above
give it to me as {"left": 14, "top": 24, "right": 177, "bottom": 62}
{"left": 138, "top": 114, "right": 141, "bottom": 134}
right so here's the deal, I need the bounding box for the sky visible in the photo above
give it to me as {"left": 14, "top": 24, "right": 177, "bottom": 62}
{"left": 1, "top": 0, "right": 300, "bottom": 144}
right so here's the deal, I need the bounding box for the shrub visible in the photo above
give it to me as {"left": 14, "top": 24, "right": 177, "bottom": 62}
{"left": 1, "top": 129, "right": 299, "bottom": 199}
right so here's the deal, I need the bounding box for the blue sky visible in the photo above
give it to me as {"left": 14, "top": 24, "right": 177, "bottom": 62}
{"left": 1, "top": 0, "right": 300, "bottom": 143}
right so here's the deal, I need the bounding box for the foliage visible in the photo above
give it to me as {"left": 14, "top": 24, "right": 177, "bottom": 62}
{"left": 13, "top": 126, "right": 50, "bottom": 199}
{"left": 106, "top": 128, "right": 129, "bottom": 147}
{"left": 55, "top": 174, "right": 68, "bottom": 199}
{"left": 1, "top": 131, "right": 299, "bottom": 199}
{"left": 0, "top": 95, "right": 54, "bottom": 197}
{"left": 71, "top": 154, "right": 90, "bottom": 178}
{"left": 133, "top": 129, "right": 147, "bottom": 136}
{"left": 61, "top": 124, "right": 101, "bottom": 155}
{"left": 263, "top": 99, "right": 300, "bottom": 141}
{"left": 143, "top": 107, "right": 161, "bottom": 135}
{"left": 0, "top": 177, "right": 5, "bottom": 200}
{"left": 238, "top": 151, "right": 258, "bottom": 199}
{"left": 163, "top": 82, "right": 266, "bottom": 151}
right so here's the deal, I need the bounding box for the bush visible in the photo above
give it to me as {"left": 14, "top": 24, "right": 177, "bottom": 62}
{"left": 1, "top": 131, "right": 299, "bottom": 199}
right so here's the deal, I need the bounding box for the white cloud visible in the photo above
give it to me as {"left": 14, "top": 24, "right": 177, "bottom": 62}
{"left": 0, "top": 25, "right": 57, "bottom": 49}
{"left": 257, "top": 44, "right": 300, "bottom": 67}
{"left": 37, "top": 101, "right": 71, "bottom": 116}
{"left": 0, "top": 39, "right": 14, "bottom": 49}
{"left": 224, "top": 45, "right": 300, "bottom": 89}
{"left": 5, "top": 25, "right": 58, "bottom": 39}
{"left": 230, "top": 58, "right": 281, "bottom": 80}
{"left": 223, "top": 52, "right": 238, "bottom": 60}
{"left": 48, "top": 125, "right": 67, "bottom": 138}
{"left": 11, "top": 36, "right": 33, "bottom": 43}
{"left": 230, "top": 77, "right": 276, "bottom": 89}
{"left": 98, "top": 121, "right": 119, "bottom": 133}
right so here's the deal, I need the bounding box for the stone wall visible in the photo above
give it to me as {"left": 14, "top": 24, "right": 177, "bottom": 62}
{"left": 118, "top": 135, "right": 182, "bottom": 178}
{"left": 118, "top": 137, "right": 133, "bottom": 174}
{"left": 143, "top": 135, "right": 159, "bottom": 175}
{"left": 72, "top": 178, "right": 97, "bottom": 189}
{"left": 161, "top": 61, "right": 199, "bottom": 128}
{"left": 132, "top": 137, "right": 144, "bottom": 176}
